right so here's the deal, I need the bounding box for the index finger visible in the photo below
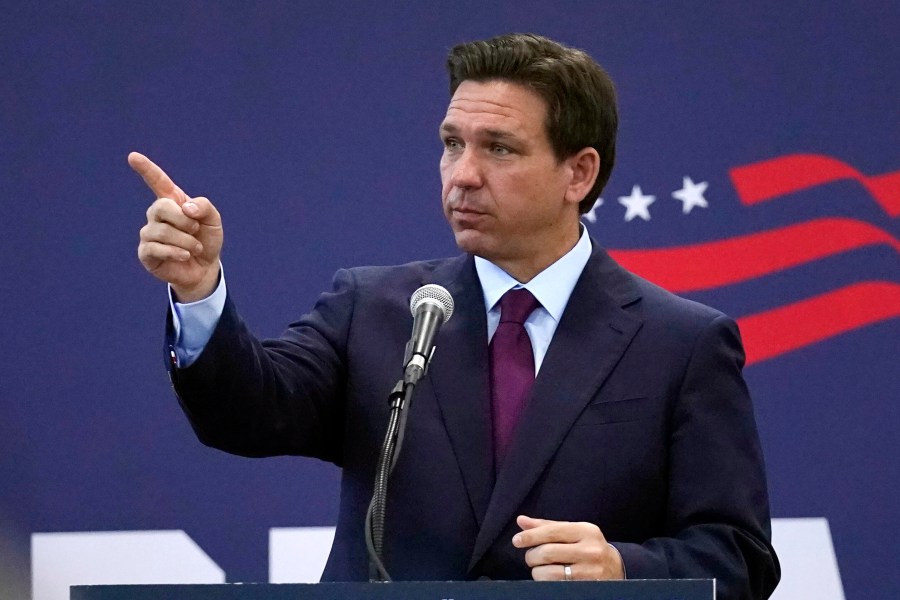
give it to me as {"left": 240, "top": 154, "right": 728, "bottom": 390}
{"left": 128, "top": 152, "right": 188, "bottom": 204}
{"left": 517, "top": 515, "right": 556, "bottom": 530}
{"left": 513, "top": 519, "right": 583, "bottom": 548}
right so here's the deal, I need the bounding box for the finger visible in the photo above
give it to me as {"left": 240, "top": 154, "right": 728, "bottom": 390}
{"left": 128, "top": 152, "right": 188, "bottom": 204}
{"left": 517, "top": 515, "right": 555, "bottom": 530}
{"left": 147, "top": 198, "right": 201, "bottom": 234}
{"left": 530, "top": 563, "right": 570, "bottom": 582}
{"left": 524, "top": 542, "right": 583, "bottom": 568}
{"left": 141, "top": 222, "right": 204, "bottom": 256}
{"left": 181, "top": 196, "right": 222, "bottom": 227}
{"left": 514, "top": 520, "right": 585, "bottom": 548}
{"left": 138, "top": 241, "right": 192, "bottom": 264}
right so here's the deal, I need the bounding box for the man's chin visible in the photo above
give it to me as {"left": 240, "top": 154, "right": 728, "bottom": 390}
{"left": 452, "top": 230, "right": 491, "bottom": 257}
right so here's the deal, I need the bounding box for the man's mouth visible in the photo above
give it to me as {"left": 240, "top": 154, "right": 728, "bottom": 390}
{"left": 453, "top": 207, "right": 485, "bottom": 214}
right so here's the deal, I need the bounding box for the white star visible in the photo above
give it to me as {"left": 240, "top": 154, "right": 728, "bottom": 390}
{"left": 672, "top": 176, "right": 709, "bottom": 214}
{"left": 618, "top": 185, "right": 655, "bottom": 222}
{"left": 582, "top": 197, "right": 603, "bottom": 223}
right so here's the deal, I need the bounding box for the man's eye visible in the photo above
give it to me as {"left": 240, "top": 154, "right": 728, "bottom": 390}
{"left": 443, "top": 138, "right": 461, "bottom": 150}
{"left": 491, "top": 144, "right": 511, "bottom": 156}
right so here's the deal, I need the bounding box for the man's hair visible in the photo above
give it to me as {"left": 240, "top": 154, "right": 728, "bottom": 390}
{"left": 447, "top": 33, "right": 618, "bottom": 214}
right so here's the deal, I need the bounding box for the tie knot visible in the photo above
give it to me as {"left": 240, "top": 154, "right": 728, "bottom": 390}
{"left": 498, "top": 288, "right": 541, "bottom": 325}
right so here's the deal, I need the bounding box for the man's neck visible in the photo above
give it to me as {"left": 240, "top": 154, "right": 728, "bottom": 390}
{"left": 490, "top": 224, "right": 582, "bottom": 283}
{"left": 474, "top": 224, "right": 592, "bottom": 328}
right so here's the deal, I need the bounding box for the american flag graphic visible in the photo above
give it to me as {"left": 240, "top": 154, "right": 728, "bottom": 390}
{"left": 600, "top": 154, "right": 900, "bottom": 365}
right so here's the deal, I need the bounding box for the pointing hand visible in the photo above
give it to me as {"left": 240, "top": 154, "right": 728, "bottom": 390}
{"left": 131, "top": 152, "right": 224, "bottom": 302}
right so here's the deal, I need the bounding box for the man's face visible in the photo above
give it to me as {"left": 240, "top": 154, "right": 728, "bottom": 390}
{"left": 439, "top": 79, "right": 578, "bottom": 273}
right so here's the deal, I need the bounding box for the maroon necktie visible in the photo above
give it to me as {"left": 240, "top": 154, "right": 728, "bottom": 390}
{"left": 490, "top": 288, "right": 541, "bottom": 468}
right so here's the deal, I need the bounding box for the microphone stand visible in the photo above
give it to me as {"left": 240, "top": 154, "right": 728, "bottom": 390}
{"left": 365, "top": 377, "right": 416, "bottom": 582}
{"left": 364, "top": 284, "right": 451, "bottom": 582}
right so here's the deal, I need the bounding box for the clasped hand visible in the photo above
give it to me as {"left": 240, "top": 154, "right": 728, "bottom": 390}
{"left": 513, "top": 515, "right": 624, "bottom": 581}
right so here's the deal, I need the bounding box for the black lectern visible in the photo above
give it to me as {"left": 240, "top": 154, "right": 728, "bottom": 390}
{"left": 72, "top": 580, "right": 714, "bottom": 600}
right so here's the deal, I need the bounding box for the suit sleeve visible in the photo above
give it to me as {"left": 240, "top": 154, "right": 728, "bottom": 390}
{"left": 613, "top": 315, "right": 781, "bottom": 600}
{"left": 166, "top": 269, "right": 358, "bottom": 465}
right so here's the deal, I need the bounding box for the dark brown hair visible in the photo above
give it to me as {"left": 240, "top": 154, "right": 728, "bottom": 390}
{"left": 447, "top": 33, "right": 617, "bottom": 214}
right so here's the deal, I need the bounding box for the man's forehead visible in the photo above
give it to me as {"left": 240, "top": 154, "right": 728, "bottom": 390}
{"left": 448, "top": 80, "right": 545, "bottom": 112}
{"left": 441, "top": 80, "right": 547, "bottom": 135}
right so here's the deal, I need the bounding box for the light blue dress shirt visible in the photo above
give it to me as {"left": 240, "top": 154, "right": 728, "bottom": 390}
{"left": 168, "top": 265, "right": 227, "bottom": 366}
{"left": 171, "top": 228, "right": 592, "bottom": 370}
{"left": 476, "top": 227, "right": 592, "bottom": 374}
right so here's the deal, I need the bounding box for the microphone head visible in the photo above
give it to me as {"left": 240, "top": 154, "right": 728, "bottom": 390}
{"left": 409, "top": 284, "right": 454, "bottom": 324}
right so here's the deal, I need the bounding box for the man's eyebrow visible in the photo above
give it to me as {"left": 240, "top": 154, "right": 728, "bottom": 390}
{"left": 438, "top": 122, "right": 520, "bottom": 141}
{"left": 482, "top": 128, "right": 519, "bottom": 141}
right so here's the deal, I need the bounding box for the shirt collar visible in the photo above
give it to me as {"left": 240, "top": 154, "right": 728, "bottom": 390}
{"left": 474, "top": 226, "right": 592, "bottom": 322}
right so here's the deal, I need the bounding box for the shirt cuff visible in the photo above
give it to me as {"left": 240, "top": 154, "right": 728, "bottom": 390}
{"left": 169, "top": 265, "right": 226, "bottom": 367}
{"left": 609, "top": 542, "right": 627, "bottom": 579}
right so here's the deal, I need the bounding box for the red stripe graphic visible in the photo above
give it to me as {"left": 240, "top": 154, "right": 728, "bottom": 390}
{"left": 609, "top": 218, "right": 900, "bottom": 293}
{"left": 730, "top": 154, "right": 900, "bottom": 217}
{"left": 738, "top": 281, "right": 900, "bottom": 365}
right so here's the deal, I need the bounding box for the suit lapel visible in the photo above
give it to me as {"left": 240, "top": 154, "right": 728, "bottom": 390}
{"left": 425, "top": 255, "right": 496, "bottom": 529}
{"left": 468, "top": 246, "right": 644, "bottom": 570}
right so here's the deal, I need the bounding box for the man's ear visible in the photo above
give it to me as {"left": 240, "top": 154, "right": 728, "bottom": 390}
{"left": 564, "top": 148, "right": 600, "bottom": 206}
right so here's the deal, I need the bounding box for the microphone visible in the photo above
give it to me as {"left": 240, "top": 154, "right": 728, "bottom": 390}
{"left": 403, "top": 284, "right": 454, "bottom": 384}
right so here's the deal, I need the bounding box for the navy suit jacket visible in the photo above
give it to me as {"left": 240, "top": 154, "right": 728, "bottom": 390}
{"left": 170, "top": 244, "right": 779, "bottom": 599}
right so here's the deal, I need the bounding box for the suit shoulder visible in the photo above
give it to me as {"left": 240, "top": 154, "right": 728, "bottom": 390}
{"left": 615, "top": 268, "right": 746, "bottom": 367}
{"left": 626, "top": 269, "right": 731, "bottom": 330}
{"left": 339, "top": 256, "right": 464, "bottom": 290}
{"left": 592, "top": 246, "right": 729, "bottom": 330}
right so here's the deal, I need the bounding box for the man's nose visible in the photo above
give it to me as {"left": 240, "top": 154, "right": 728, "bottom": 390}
{"left": 450, "top": 148, "right": 484, "bottom": 189}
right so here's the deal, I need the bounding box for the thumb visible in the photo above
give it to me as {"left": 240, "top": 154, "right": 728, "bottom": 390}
{"left": 182, "top": 196, "right": 222, "bottom": 227}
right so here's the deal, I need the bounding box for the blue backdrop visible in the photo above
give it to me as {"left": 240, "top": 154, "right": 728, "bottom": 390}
{"left": 2, "top": 2, "right": 898, "bottom": 598}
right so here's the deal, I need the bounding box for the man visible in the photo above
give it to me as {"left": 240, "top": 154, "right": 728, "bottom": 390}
{"left": 133, "top": 34, "right": 779, "bottom": 598}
